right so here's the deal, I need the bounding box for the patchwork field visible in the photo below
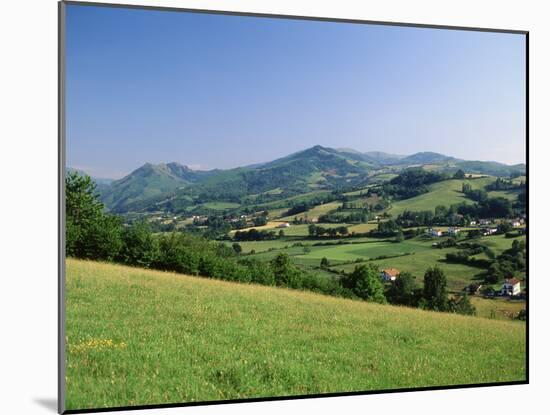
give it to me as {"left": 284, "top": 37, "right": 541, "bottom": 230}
{"left": 235, "top": 232, "right": 524, "bottom": 294}
{"left": 66, "top": 259, "right": 526, "bottom": 411}
{"left": 297, "top": 240, "right": 428, "bottom": 262}
{"left": 279, "top": 201, "right": 342, "bottom": 222}
{"left": 388, "top": 178, "right": 494, "bottom": 216}
{"left": 323, "top": 241, "right": 484, "bottom": 292}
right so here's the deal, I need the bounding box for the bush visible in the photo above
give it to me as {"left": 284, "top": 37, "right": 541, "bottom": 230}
{"left": 117, "top": 222, "right": 158, "bottom": 267}
{"left": 340, "top": 264, "right": 386, "bottom": 303}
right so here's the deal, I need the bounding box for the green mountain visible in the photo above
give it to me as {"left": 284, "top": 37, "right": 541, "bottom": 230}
{"left": 100, "top": 162, "right": 213, "bottom": 212}
{"left": 362, "top": 151, "right": 405, "bottom": 165}
{"left": 398, "top": 152, "right": 457, "bottom": 165}
{"left": 454, "top": 160, "right": 526, "bottom": 177}
{"left": 77, "top": 146, "right": 525, "bottom": 214}
{"left": 111, "top": 146, "right": 379, "bottom": 213}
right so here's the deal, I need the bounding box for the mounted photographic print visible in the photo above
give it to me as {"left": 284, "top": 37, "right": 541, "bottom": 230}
{"left": 59, "top": 1, "right": 528, "bottom": 413}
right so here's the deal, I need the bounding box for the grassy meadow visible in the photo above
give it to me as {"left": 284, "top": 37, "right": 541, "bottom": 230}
{"left": 388, "top": 178, "right": 494, "bottom": 216}
{"left": 65, "top": 258, "right": 526, "bottom": 411}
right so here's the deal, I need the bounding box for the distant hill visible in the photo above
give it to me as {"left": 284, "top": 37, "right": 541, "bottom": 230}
{"left": 399, "top": 152, "right": 458, "bottom": 165}
{"left": 66, "top": 167, "right": 114, "bottom": 194}
{"left": 74, "top": 145, "right": 525, "bottom": 214}
{"left": 105, "top": 146, "right": 378, "bottom": 213}
{"left": 455, "top": 160, "right": 527, "bottom": 177}
{"left": 362, "top": 151, "right": 405, "bottom": 165}
{"left": 100, "top": 162, "right": 214, "bottom": 212}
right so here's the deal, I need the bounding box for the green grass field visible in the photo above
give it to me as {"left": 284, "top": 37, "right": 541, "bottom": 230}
{"left": 348, "top": 222, "right": 379, "bottom": 233}
{"left": 388, "top": 177, "right": 494, "bottom": 216}
{"left": 66, "top": 259, "right": 525, "bottom": 411}
{"left": 297, "top": 240, "right": 428, "bottom": 262}
{"left": 241, "top": 234, "right": 522, "bottom": 293}
{"left": 470, "top": 297, "right": 526, "bottom": 320}
{"left": 487, "top": 189, "right": 521, "bottom": 201}
{"left": 478, "top": 234, "right": 526, "bottom": 255}
{"left": 327, "top": 238, "right": 486, "bottom": 292}
{"left": 279, "top": 201, "right": 342, "bottom": 222}
{"left": 201, "top": 202, "right": 241, "bottom": 210}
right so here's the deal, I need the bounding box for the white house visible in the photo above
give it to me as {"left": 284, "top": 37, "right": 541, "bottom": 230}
{"left": 511, "top": 220, "right": 521, "bottom": 228}
{"left": 482, "top": 228, "right": 498, "bottom": 236}
{"left": 501, "top": 278, "right": 521, "bottom": 296}
{"left": 470, "top": 220, "right": 477, "bottom": 226}
{"left": 479, "top": 219, "right": 492, "bottom": 226}
{"left": 427, "top": 228, "right": 442, "bottom": 237}
{"left": 380, "top": 268, "right": 400, "bottom": 282}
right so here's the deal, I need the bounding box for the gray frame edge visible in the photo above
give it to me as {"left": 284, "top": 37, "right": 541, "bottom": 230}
{"left": 58, "top": 1, "right": 67, "bottom": 413}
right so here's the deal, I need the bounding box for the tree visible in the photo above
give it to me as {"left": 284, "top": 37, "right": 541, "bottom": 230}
{"left": 232, "top": 242, "right": 242, "bottom": 254}
{"left": 448, "top": 294, "right": 476, "bottom": 315}
{"left": 80, "top": 214, "right": 123, "bottom": 261}
{"left": 320, "top": 257, "right": 330, "bottom": 268}
{"left": 278, "top": 229, "right": 285, "bottom": 238}
{"left": 497, "top": 222, "right": 512, "bottom": 234}
{"left": 387, "top": 271, "right": 418, "bottom": 306}
{"left": 66, "top": 172, "right": 103, "bottom": 227}
{"left": 118, "top": 221, "right": 158, "bottom": 267}
{"left": 253, "top": 215, "right": 268, "bottom": 227}
{"left": 271, "top": 253, "right": 300, "bottom": 287}
{"left": 453, "top": 169, "right": 466, "bottom": 179}
{"left": 422, "top": 266, "right": 448, "bottom": 311}
{"left": 65, "top": 172, "right": 122, "bottom": 260}
{"left": 341, "top": 264, "right": 386, "bottom": 303}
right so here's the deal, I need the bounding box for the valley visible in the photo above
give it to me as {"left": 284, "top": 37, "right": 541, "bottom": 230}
{"left": 71, "top": 145, "right": 527, "bottom": 320}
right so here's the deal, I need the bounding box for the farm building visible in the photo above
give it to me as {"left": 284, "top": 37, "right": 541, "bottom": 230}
{"left": 501, "top": 278, "right": 521, "bottom": 296}
{"left": 482, "top": 228, "right": 498, "bottom": 236}
{"left": 277, "top": 222, "right": 290, "bottom": 228}
{"left": 427, "top": 228, "right": 442, "bottom": 237}
{"left": 380, "top": 268, "right": 400, "bottom": 282}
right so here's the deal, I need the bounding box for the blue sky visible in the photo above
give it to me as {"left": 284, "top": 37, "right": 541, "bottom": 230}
{"left": 66, "top": 4, "right": 526, "bottom": 179}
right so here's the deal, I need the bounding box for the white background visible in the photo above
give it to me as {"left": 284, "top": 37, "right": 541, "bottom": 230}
{"left": 0, "top": 0, "right": 547, "bottom": 414}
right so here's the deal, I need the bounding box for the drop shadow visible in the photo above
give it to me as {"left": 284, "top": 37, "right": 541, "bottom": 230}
{"left": 34, "top": 398, "right": 57, "bottom": 413}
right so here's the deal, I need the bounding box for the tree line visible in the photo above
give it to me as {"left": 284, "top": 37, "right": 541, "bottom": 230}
{"left": 341, "top": 263, "right": 475, "bottom": 315}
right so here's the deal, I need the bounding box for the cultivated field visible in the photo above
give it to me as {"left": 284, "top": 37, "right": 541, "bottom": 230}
{"left": 65, "top": 258, "right": 526, "bottom": 411}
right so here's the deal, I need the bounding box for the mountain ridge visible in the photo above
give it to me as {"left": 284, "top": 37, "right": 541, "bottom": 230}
{"left": 69, "top": 145, "right": 526, "bottom": 213}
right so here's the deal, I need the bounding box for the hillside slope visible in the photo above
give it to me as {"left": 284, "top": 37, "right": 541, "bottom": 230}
{"left": 86, "top": 146, "right": 525, "bottom": 214}
{"left": 65, "top": 259, "right": 526, "bottom": 411}
{"left": 101, "top": 162, "right": 213, "bottom": 212}
{"left": 388, "top": 177, "right": 495, "bottom": 216}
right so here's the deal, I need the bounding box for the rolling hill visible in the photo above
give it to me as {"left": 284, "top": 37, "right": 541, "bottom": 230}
{"left": 70, "top": 145, "right": 525, "bottom": 214}
{"left": 112, "top": 146, "right": 378, "bottom": 213}
{"left": 65, "top": 258, "right": 526, "bottom": 411}
{"left": 387, "top": 177, "right": 495, "bottom": 216}
{"left": 399, "top": 151, "right": 457, "bottom": 165}
{"left": 100, "top": 162, "right": 215, "bottom": 212}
